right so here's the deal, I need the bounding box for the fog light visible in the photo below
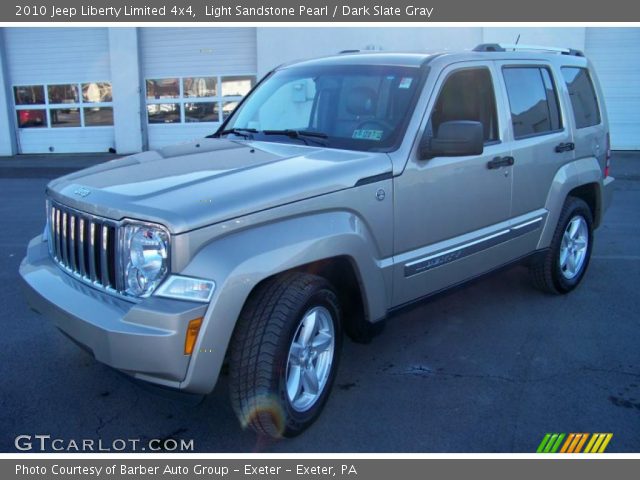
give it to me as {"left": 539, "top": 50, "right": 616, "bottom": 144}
{"left": 184, "top": 317, "right": 203, "bottom": 355}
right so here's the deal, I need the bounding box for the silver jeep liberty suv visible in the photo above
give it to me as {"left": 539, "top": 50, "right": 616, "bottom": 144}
{"left": 20, "top": 44, "right": 614, "bottom": 438}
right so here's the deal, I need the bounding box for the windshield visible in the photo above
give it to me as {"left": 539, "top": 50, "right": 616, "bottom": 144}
{"left": 219, "top": 64, "right": 426, "bottom": 151}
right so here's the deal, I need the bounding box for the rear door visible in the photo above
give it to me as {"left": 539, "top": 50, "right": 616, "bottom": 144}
{"left": 496, "top": 61, "right": 573, "bottom": 252}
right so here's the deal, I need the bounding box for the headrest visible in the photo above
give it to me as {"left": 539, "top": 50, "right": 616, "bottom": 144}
{"left": 346, "top": 86, "right": 376, "bottom": 116}
{"left": 440, "top": 76, "right": 479, "bottom": 120}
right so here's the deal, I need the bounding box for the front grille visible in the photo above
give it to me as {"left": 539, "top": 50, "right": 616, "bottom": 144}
{"left": 48, "top": 201, "right": 120, "bottom": 293}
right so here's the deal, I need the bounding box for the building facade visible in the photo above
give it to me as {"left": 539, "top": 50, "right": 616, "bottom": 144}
{"left": 0, "top": 27, "right": 637, "bottom": 156}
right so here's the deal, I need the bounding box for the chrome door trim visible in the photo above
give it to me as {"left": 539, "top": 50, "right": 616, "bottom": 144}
{"left": 403, "top": 214, "right": 545, "bottom": 278}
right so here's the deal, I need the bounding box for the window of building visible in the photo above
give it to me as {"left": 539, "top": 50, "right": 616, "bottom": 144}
{"left": 503, "top": 67, "right": 562, "bottom": 139}
{"left": 147, "top": 104, "right": 181, "bottom": 124}
{"left": 83, "top": 82, "right": 113, "bottom": 103}
{"left": 561, "top": 67, "right": 601, "bottom": 129}
{"left": 429, "top": 68, "right": 499, "bottom": 143}
{"left": 14, "top": 82, "right": 113, "bottom": 129}
{"left": 50, "top": 108, "right": 81, "bottom": 128}
{"left": 84, "top": 107, "right": 114, "bottom": 126}
{"left": 145, "top": 75, "right": 255, "bottom": 124}
{"left": 48, "top": 85, "right": 79, "bottom": 104}
{"left": 14, "top": 85, "right": 45, "bottom": 105}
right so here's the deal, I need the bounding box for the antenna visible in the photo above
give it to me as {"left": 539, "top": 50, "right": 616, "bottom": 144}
{"left": 515, "top": 34, "right": 521, "bottom": 45}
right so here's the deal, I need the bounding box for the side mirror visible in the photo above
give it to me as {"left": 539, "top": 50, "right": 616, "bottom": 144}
{"left": 420, "top": 120, "right": 484, "bottom": 159}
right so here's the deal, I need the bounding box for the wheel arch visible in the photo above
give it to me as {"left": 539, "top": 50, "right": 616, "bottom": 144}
{"left": 537, "top": 157, "right": 604, "bottom": 250}
{"left": 245, "top": 255, "right": 374, "bottom": 343}
{"left": 567, "top": 182, "right": 601, "bottom": 227}
{"left": 177, "top": 211, "right": 389, "bottom": 394}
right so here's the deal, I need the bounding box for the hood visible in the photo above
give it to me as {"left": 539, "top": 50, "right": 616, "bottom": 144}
{"left": 47, "top": 138, "right": 392, "bottom": 233}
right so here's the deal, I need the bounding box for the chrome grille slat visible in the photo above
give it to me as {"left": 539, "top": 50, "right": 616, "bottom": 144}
{"left": 78, "top": 218, "right": 86, "bottom": 277}
{"left": 49, "top": 201, "right": 121, "bottom": 297}
{"left": 48, "top": 204, "right": 56, "bottom": 258}
{"left": 89, "top": 221, "right": 97, "bottom": 281}
{"left": 53, "top": 207, "right": 61, "bottom": 260}
{"left": 100, "top": 225, "right": 110, "bottom": 287}
{"left": 56, "top": 208, "right": 62, "bottom": 260}
{"left": 69, "top": 215, "right": 76, "bottom": 271}
{"left": 61, "top": 211, "right": 68, "bottom": 265}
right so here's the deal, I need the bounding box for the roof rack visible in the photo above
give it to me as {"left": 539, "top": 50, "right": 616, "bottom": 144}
{"left": 473, "top": 43, "right": 584, "bottom": 57}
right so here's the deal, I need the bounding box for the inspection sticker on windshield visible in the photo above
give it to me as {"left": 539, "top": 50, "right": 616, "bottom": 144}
{"left": 352, "top": 129, "right": 384, "bottom": 141}
{"left": 399, "top": 77, "right": 413, "bottom": 89}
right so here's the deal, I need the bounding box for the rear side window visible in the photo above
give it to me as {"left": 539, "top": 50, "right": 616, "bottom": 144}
{"left": 561, "top": 67, "right": 601, "bottom": 128}
{"left": 503, "top": 67, "right": 562, "bottom": 139}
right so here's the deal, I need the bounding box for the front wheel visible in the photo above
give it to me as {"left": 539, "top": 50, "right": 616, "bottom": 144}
{"left": 530, "top": 196, "right": 594, "bottom": 294}
{"left": 229, "top": 272, "right": 342, "bottom": 438}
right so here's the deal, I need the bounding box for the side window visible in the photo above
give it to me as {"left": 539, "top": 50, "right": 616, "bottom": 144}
{"left": 430, "top": 68, "right": 499, "bottom": 143}
{"left": 561, "top": 67, "right": 601, "bottom": 128}
{"left": 503, "top": 67, "right": 562, "bottom": 139}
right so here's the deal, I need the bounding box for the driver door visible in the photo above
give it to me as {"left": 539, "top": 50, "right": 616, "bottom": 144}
{"left": 392, "top": 62, "right": 514, "bottom": 306}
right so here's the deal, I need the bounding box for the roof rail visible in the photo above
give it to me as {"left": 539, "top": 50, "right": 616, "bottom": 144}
{"left": 473, "top": 43, "right": 584, "bottom": 57}
{"left": 339, "top": 49, "right": 360, "bottom": 54}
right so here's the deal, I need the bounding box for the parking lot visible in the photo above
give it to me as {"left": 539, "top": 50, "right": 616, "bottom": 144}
{"left": 0, "top": 152, "right": 638, "bottom": 452}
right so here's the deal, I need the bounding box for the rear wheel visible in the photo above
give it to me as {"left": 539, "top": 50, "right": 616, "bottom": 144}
{"left": 530, "top": 196, "right": 594, "bottom": 294}
{"left": 229, "top": 272, "right": 342, "bottom": 438}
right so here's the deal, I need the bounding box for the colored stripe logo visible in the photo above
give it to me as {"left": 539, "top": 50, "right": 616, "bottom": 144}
{"left": 537, "top": 433, "right": 613, "bottom": 453}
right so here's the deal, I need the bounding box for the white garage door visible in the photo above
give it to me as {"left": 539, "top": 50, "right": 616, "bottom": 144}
{"left": 4, "top": 28, "right": 115, "bottom": 154}
{"left": 586, "top": 28, "right": 640, "bottom": 150}
{"left": 139, "top": 28, "right": 257, "bottom": 150}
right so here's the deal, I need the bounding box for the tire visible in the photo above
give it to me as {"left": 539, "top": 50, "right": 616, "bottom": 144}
{"left": 229, "top": 272, "right": 342, "bottom": 438}
{"left": 530, "top": 196, "right": 594, "bottom": 294}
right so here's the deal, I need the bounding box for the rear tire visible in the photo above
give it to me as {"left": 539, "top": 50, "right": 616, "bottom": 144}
{"left": 229, "top": 272, "right": 342, "bottom": 438}
{"left": 530, "top": 196, "right": 593, "bottom": 294}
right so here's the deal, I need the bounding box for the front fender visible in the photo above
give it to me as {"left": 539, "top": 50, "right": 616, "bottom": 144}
{"left": 537, "top": 157, "right": 604, "bottom": 250}
{"left": 177, "top": 210, "right": 389, "bottom": 394}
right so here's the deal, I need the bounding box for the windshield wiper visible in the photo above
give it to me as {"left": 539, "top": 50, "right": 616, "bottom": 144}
{"left": 262, "top": 129, "right": 328, "bottom": 146}
{"left": 211, "top": 128, "right": 258, "bottom": 139}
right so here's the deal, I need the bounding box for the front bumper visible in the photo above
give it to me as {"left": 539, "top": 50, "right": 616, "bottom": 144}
{"left": 19, "top": 235, "right": 208, "bottom": 390}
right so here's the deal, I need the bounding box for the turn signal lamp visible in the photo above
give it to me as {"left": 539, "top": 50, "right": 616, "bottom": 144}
{"left": 184, "top": 317, "right": 203, "bottom": 355}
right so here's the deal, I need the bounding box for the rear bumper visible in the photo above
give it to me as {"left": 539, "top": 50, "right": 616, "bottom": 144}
{"left": 19, "top": 235, "right": 208, "bottom": 390}
{"left": 602, "top": 175, "right": 615, "bottom": 215}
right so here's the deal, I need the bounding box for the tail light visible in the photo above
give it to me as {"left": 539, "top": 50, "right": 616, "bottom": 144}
{"left": 604, "top": 132, "right": 611, "bottom": 178}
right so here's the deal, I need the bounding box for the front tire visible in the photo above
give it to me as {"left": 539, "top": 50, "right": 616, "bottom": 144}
{"left": 530, "top": 196, "right": 594, "bottom": 294}
{"left": 229, "top": 272, "right": 342, "bottom": 438}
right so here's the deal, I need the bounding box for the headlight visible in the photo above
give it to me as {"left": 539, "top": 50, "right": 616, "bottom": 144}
{"left": 122, "top": 223, "right": 169, "bottom": 297}
{"left": 155, "top": 275, "right": 215, "bottom": 303}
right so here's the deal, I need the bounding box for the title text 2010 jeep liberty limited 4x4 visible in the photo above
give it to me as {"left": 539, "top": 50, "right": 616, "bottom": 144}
{"left": 20, "top": 44, "right": 614, "bottom": 438}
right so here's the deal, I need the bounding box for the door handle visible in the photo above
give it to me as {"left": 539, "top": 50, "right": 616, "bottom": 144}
{"left": 487, "top": 156, "right": 515, "bottom": 169}
{"left": 555, "top": 142, "right": 575, "bottom": 153}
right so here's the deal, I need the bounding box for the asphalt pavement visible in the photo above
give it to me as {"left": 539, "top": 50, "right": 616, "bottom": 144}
{"left": 0, "top": 152, "right": 638, "bottom": 452}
